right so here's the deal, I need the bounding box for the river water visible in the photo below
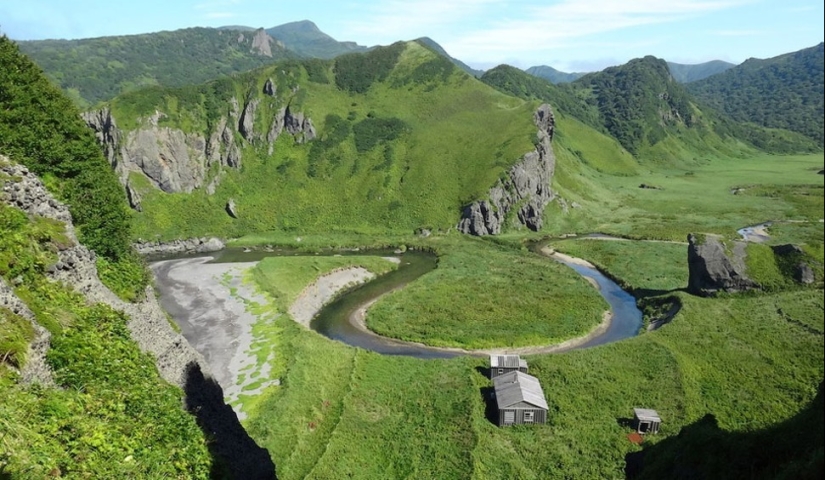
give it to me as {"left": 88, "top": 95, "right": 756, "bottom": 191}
{"left": 152, "top": 244, "right": 642, "bottom": 359}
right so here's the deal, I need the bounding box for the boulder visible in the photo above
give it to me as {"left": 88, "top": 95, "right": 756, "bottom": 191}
{"left": 687, "top": 233, "right": 758, "bottom": 296}
{"left": 263, "top": 78, "right": 276, "bottom": 96}
{"left": 126, "top": 182, "right": 142, "bottom": 212}
{"left": 226, "top": 198, "right": 239, "bottom": 218}
{"left": 795, "top": 263, "right": 815, "bottom": 284}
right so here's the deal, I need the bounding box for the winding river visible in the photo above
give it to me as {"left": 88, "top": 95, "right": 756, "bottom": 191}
{"left": 152, "top": 244, "right": 642, "bottom": 360}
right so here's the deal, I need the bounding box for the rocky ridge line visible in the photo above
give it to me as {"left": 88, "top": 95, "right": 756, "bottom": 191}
{"left": 457, "top": 103, "right": 556, "bottom": 235}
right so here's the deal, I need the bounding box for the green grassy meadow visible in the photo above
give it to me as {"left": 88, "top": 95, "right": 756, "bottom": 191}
{"left": 545, "top": 151, "right": 824, "bottom": 242}
{"left": 235, "top": 234, "right": 822, "bottom": 479}
{"left": 365, "top": 236, "right": 606, "bottom": 349}
{"left": 226, "top": 145, "right": 823, "bottom": 478}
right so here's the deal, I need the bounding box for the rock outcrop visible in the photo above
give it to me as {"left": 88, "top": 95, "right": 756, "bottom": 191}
{"left": 133, "top": 237, "right": 226, "bottom": 257}
{"left": 83, "top": 88, "right": 316, "bottom": 197}
{"left": 2, "top": 158, "right": 274, "bottom": 478}
{"left": 0, "top": 277, "right": 55, "bottom": 387}
{"left": 687, "top": 234, "right": 758, "bottom": 296}
{"left": 1, "top": 159, "right": 207, "bottom": 386}
{"left": 226, "top": 198, "right": 239, "bottom": 218}
{"left": 458, "top": 104, "right": 556, "bottom": 235}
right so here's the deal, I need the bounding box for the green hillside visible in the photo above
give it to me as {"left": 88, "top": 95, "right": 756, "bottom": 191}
{"left": 106, "top": 41, "right": 541, "bottom": 240}
{"left": 569, "top": 56, "right": 820, "bottom": 161}
{"left": 265, "top": 20, "right": 368, "bottom": 59}
{"left": 688, "top": 43, "right": 824, "bottom": 147}
{"left": 525, "top": 65, "right": 587, "bottom": 83}
{"left": 1, "top": 35, "right": 213, "bottom": 477}
{"left": 666, "top": 59, "right": 735, "bottom": 83}
{"left": 18, "top": 27, "right": 293, "bottom": 106}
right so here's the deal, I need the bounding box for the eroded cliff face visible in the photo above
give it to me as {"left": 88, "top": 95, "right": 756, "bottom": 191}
{"left": 1, "top": 157, "right": 275, "bottom": 477}
{"left": 457, "top": 104, "right": 556, "bottom": 235}
{"left": 1, "top": 158, "right": 207, "bottom": 386}
{"left": 83, "top": 89, "right": 316, "bottom": 199}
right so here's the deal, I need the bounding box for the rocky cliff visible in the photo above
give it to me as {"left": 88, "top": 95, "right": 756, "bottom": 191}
{"left": 1, "top": 159, "right": 206, "bottom": 385}
{"left": 83, "top": 90, "right": 316, "bottom": 199}
{"left": 1, "top": 158, "right": 273, "bottom": 477}
{"left": 457, "top": 104, "right": 556, "bottom": 235}
{"left": 687, "top": 233, "right": 758, "bottom": 296}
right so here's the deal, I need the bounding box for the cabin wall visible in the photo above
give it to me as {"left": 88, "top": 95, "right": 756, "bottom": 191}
{"left": 498, "top": 408, "right": 547, "bottom": 426}
{"left": 490, "top": 366, "right": 528, "bottom": 379}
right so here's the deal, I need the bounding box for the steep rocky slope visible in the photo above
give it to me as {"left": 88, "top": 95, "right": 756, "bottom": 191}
{"left": 82, "top": 41, "right": 551, "bottom": 239}
{"left": 1, "top": 157, "right": 273, "bottom": 478}
{"left": 458, "top": 104, "right": 556, "bottom": 234}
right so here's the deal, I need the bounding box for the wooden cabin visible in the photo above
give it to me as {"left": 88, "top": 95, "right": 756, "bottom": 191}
{"left": 489, "top": 354, "right": 528, "bottom": 379}
{"left": 633, "top": 408, "right": 661, "bottom": 434}
{"left": 493, "top": 371, "right": 548, "bottom": 426}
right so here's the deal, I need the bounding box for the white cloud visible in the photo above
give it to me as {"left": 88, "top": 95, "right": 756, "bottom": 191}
{"left": 340, "top": 0, "right": 500, "bottom": 43}
{"left": 195, "top": 0, "right": 243, "bottom": 21}
{"left": 711, "top": 29, "right": 764, "bottom": 36}
{"left": 444, "top": 0, "right": 755, "bottom": 60}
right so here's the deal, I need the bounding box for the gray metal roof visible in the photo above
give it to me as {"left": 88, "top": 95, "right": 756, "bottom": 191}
{"left": 490, "top": 354, "right": 528, "bottom": 369}
{"left": 633, "top": 408, "right": 661, "bottom": 422}
{"left": 493, "top": 371, "right": 549, "bottom": 410}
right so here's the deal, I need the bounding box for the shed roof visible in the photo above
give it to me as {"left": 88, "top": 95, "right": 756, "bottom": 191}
{"left": 493, "top": 371, "right": 548, "bottom": 410}
{"left": 633, "top": 408, "right": 661, "bottom": 422}
{"left": 490, "top": 354, "right": 528, "bottom": 369}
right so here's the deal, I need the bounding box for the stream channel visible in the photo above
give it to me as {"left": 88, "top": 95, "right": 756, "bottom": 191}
{"left": 151, "top": 243, "right": 642, "bottom": 360}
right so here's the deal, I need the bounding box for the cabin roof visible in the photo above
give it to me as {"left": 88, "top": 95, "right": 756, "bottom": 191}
{"left": 490, "top": 354, "right": 528, "bottom": 369}
{"left": 493, "top": 371, "right": 548, "bottom": 410}
{"left": 633, "top": 408, "right": 661, "bottom": 422}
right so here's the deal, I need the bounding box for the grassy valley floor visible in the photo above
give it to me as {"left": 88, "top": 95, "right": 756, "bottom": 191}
{"left": 202, "top": 231, "right": 821, "bottom": 479}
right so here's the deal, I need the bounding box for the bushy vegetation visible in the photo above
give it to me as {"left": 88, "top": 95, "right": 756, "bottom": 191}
{"left": 481, "top": 64, "right": 605, "bottom": 133}
{"left": 688, "top": 42, "right": 824, "bottom": 147}
{"left": 18, "top": 27, "right": 292, "bottom": 106}
{"left": 334, "top": 42, "right": 406, "bottom": 94}
{"left": 0, "top": 35, "right": 146, "bottom": 299}
{"left": 0, "top": 202, "right": 212, "bottom": 478}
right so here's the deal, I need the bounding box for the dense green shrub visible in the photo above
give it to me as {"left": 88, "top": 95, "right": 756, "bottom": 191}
{"left": 0, "top": 36, "right": 132, "bottom": 261}
{"left": 353, "top": 117, "right": 409, "bottom": 153}
{"left": 334, "top": 42, "right": 406, "bottom": 94}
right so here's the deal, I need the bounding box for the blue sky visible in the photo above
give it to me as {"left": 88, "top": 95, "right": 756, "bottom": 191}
{"left": 1, "top": 0, "right": 823, "bottom": 72}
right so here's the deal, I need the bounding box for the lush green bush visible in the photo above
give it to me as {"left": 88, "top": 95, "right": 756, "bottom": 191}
{"left": 352, "top": 116, "right": 409, "bottom": 153}
{"left": 18, "top": 27, "right": 293, "bottom": 106}
{"left": 334, "top": 42, "right": 406, "bottom": 93}
{"left": 0, "top": 36, "right": 132, "bottom": 261}
{"left": 688, "top": 43, "right": 824, "bottom": 147}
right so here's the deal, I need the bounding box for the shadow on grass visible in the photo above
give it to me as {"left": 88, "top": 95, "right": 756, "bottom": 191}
{"left": 627, "top": 382, "right": 824, "bottom": 480}
{"left": 184, "top": 362, "right": 276, "bottom": 480}
{"left": 631, "top": 287, "right": 686, "bottom": 299}
{"left": 475, "top": 365, "right": 499, "bottom": 427}
{"left": 616, "top": 417, "right": 634, "bottom": 429}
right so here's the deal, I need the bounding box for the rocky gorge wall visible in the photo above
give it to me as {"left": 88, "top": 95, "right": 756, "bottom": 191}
{"left": 0, "top": 157, "right": 273, "bottom": 478}
{"left": 83, "top": 82, "right": 316, "bottom": 202}
{"left": 457, "top": 103, "right": 557, "bottom": 235}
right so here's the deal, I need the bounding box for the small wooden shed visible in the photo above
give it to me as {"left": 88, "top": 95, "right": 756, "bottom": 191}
{"left": 493, "top": 371, "right": 548, "bottom": 426}
{"left": 633, "top": 408, "right": 661, "bottom": 434}
{"left": 489, "top": 354, "right": 528, "bottom": 379}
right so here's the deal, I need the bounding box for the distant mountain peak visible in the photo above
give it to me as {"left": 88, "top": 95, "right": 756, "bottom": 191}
{"left": 266, "top": 20, "right": 367, "bottom": 59}
{"left": 525, "top": 65, "right": 587, "bottom": 84}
